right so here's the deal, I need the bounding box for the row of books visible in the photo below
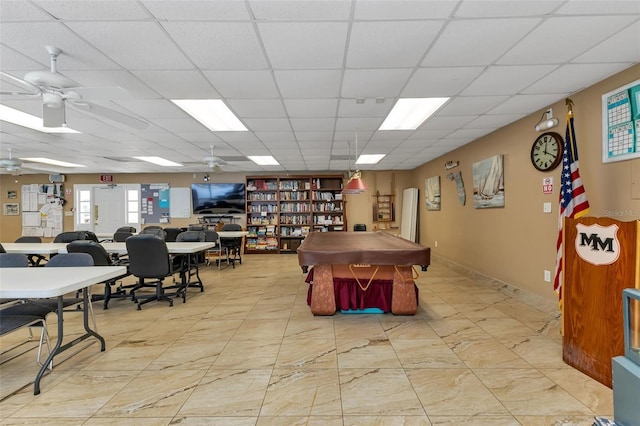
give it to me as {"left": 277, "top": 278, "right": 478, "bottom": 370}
{"left": 247, "top": 180, "right": 278, "bottom": 191}
{"left": 245, "top": 237, "right": 279, "bottom": 250}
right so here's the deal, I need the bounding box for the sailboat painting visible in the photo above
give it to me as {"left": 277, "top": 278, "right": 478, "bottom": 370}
{"left": 425, "top": 176, "right": 441, "bottom": 210}
{"left": 472, "top": 154, "right": 505, "bottom": 208}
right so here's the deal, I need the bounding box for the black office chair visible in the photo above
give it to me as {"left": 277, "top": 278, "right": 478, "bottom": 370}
{"left": 126, "top": 235, "right": 181, "bottom": 309}
{"left": 219, "top": 223, "right": 243, "bottom": 268}
{"left": 113, "top": 226, "right": 136, "bottom": 242}
{"left": 53, "top": 231, "right": 88, "bottom": 243}
{"left": 14, "top": 236, "right": 47, "bottom": 266}
{"left": 163, "top": 227, "right": 183, "bottom": 242}
{"left": 0, "top": 243, "right": 5, "bottom": 253}
{"left": 353, "top": 224, "right": 367, "bottom": 231}
{"left": 139, "top": 227, "right": 166, "bottom": 240}
{"left": 66, "top": 241, "right": 132, "bottom": 309}
{"left": 187, "top": 224, "right": 205, "bottom": 231}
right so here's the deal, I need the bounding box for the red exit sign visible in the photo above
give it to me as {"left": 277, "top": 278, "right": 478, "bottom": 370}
{"left": 100, "top": 174, "right": 113, "bottom": 183}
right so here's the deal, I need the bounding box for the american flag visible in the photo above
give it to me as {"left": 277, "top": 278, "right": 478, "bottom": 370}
{"left": 553, "top": 108, "right": 590, "bottom": 301}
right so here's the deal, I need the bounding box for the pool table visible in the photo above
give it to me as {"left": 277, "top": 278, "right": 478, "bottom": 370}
{"left": 297, "top": 231, "right": 430, "bottom": 315}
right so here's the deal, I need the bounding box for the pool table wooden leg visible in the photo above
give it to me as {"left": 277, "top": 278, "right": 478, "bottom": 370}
{"left": 310, "top": 264, "right": 336, "bottom": 315}
{"left": 392, "top": 266, "right": 417, "bottom": 315}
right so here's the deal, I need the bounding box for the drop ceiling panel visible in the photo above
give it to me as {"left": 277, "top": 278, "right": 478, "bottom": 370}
{"left": 0, "top": 0, "right": 55, "bottom": 21}
{"left": 203, "top": 70, "right": 279, "bottom": 99}
{"left": 338, "top": 99, "right": 390, "bottom": 118}
{"left": 347, "top": 21, "right": 443, "bottom": 68}
{"left": 454, "top": 0, "right": 561, "bottom": 17}
{"left": 66, "top": 21, "right": 193, "bottom": 70}
{"left": 258, "top": 22, "right": 348, "bottom": 69}
{"left": 402, "top": 67, "right": 485, "bottom": 97}
{"left": 226, "top": 99, "right": 287, "bottom": 118}
{"left": 573, "top": 21, "right": 640, "bottom": 63}
{"left": 355, "top": 0, "right": 456, "bottom": 19}
{"left": 141, "top": 0, "right": 251, "bottom": 20}
{"left": 242, "top": 118, "right": 293, "bottom": 132}
{"left": 33, "top": 0, "right": 152, "bottom": 20}
{"left": 523, "top": 63, "right": 634, "bottom": 94}
{"left": 284, "top": 99, "right": 338, "bottom": 118}
{"left": 488, "top": 94, "right": 567, "bottom": 115}
{"left": 274, "top": 70, "right": 342, "bottom": 98}
{"left": 250, "top": 0, "right": 351, "bottom": 20}
{"left": 341, "top": 69, "right": 412, "bottom": 98}
{"left": 498, "top": 16, "right": 639, "bottom": 65}
{"left": 438, "top": 96, "right": 508, "bottom": 116}
{"left": 422, "top": 18, "right": 541, "bottom": 67}
{"left": 0, "top": 22, "right": 118, "bottom": 70}
{"left": 462, "top": 65, "right": 558, "bottom": 96}
{"left": 162, "top": 22, "right": 267, "bottom": 70}
{"left": 131, "top": 70, "right": 219, "bottom": 99}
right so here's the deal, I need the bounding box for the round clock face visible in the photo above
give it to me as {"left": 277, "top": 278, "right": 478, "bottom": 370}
{"left": 531, "top": 132, "right": 564, "bottom": 172}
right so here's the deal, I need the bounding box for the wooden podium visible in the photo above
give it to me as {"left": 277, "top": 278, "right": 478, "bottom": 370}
{"left": 563, "top": 217, "right": 640, "bottom": 387}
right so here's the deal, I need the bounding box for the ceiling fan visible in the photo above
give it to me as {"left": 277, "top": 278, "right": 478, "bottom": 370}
{"left": 202, "top": 145, "right": 228, "bottom": 173}
{"left": 0, "top": 46, "right": 148, "bottom": 129}
{"left": 0, "top": 148, "right": 22, "bottom": 174}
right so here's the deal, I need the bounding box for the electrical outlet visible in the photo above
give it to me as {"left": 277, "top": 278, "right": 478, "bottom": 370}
{"left": 544, "top": 270, "right": 551, "bottom": 282}
{"left": 434, "top": 240, "right": 438, "bottom": 248}
{"left": 543, "top": 202, "right": 552, "bottom": 213}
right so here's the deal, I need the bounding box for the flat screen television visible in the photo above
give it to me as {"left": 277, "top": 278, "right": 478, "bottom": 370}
{"left": 191, "top": 183, "right": 246, "bottom": 214}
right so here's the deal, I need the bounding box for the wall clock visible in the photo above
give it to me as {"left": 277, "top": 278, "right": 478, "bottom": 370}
{"left": 531, "top": 132, "right": 564, "bottom": 172}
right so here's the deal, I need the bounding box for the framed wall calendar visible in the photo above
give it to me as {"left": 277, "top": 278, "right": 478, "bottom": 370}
{"left": 602, "top": 78, "right": 640, "bottom": 163}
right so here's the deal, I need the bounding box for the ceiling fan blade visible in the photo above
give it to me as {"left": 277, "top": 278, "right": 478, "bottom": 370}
{"left": 67, "top": 86, "right": 132, "bottom": 100}
{"left": 43, "top": 103, "right": 65, "bottom": 127}
{"left": 70, "top": 100, "right": 148, "bottom": 129}
{"left": 0, "top": 71, "right": 41, "bottom": 95}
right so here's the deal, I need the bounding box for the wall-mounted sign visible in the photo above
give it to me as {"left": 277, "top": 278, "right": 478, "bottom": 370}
{"left": 543, "top": 177, "right": 553, "bottom": 194}
{"left": 100, "top": 174, "right": 113, "bottom": 183}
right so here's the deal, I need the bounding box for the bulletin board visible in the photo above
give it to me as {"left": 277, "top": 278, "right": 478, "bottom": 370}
{"left": 141, "top": 183, "right": 171, "bottom": 224}
{"left": 602, "top": 78, "right": 640, "bottom": 163}
{"left": 20, "top": 183, "right": 64, "bottom": 238}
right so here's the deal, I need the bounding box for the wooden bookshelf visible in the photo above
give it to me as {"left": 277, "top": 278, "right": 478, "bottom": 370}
{"left": 245, "top": 175, "right": 345, "bottom": 254}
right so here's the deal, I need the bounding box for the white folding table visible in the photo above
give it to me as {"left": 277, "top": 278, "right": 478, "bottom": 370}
{"left": 0, "top": 266, "right": 127, "bottom": 395}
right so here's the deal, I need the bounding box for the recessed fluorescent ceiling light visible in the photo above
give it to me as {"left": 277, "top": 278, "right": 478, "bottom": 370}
{"left": 21, "top": 158, "right": 86, "bottom": 168}
{"left": 248, "top": 156, "right": 279, "bottom": 166}
{"left": 356, "top": 154, "right": 386, "bottom": 164}
{"left": 0, "top": 104, "right": 80, "bottom": 133}
{"left": 379, "top": 97, "right": 449, "bottom": 130}
{"left": 134, "top": 156, "right": 183, "bottom": 167}
{"left": 171, "top": 99, "right": 247, "bottom": 131}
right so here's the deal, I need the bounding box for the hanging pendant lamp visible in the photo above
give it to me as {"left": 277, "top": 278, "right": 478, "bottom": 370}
{"left": 343, "top": 133, "right": 367, "bottom": 194}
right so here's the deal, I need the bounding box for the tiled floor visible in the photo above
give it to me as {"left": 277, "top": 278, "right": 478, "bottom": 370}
{"left": 0, "top": 254, "right": 613, "bottom": 425}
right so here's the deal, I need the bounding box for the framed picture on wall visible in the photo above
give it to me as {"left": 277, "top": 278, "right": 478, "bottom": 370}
{"left": 472, "top": 154, "right": 504, "bottom": 209}
{"left": 7, "top": 190, "right": 17, "bottom": 199}
{"left": 3, "top": 203, "right": 20, "bottom": 216}
{"left": 425, "top": 176, "right": 441, "bottom": 210}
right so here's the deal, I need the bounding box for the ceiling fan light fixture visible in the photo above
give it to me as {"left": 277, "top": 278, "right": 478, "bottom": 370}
{"left": 43, "top": 92, "right": 63, "bottom": 109}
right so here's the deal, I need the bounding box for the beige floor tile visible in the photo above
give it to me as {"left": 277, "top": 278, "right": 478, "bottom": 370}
{"left": 340, "top": 368, "right": 425, "bottom": 416}
{"left": 540, "top": 368, "right": 613, "bottom": 416}
{"left": 337, "top": 338, "right": 402, "bottom": 369}
{"left": 448, "top": 337, "right": 532, "bottom": 369}
{"left": 9, "top": 370, "right": 139, "bottom": 417}
{"left": 474, "top": 368, "right": 593, "bottom": 416}
{"left": 276, "top": 337, "right": 337, "bottom": 369}
{"left": 178, "top": 369, "right": 271, "bottom": 416}
{"left": 342, "top": 415, "right": 431, "bottom": 425}
{"left": 212, "top": 339, "right": 281, "bottom": 369}
{"left": 515, "top": 415, "right": 599, "bottom": 425}
{"left": 83, "top": 417, "right": 172, "bottom": 425}
{"left": 95, "top": 369, "right": 206, "bottom": 418}
{"left": 391, "top": 338, "right": 466, "bottom": 368}
{"left": 261, "top": 369, "right": 342, "bottom": 416}
{"left": 168, "top": 418, "right": 256, "bottom": 426}
{"left": 427, "top": 416, "right": 520, "bottom": 425}
{"left": 407, "top": 368, "right": 509, "bottom": 416}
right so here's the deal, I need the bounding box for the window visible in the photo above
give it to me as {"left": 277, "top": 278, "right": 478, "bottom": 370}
{"left": 127, "top": 189, "right": 139, "bottom": 224}
{"left": 78, "top": 189, "right": 92, "bottom": 224}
